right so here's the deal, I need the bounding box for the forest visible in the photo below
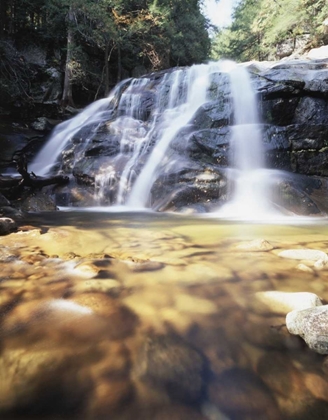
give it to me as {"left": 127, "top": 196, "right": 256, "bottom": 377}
{"left": 211, "top": 0, "right": 328, "bottom": 62}
{"left": 1, "top": 0, "right": 328, "bottom": 111}
{"left": 0, "top": 0, "right": 211, "bottom": 108}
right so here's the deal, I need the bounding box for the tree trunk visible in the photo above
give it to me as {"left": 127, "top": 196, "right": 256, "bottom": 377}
{"left": 0, "top": 0, "right": 8, "bottom": 37}
{"left": 61, "top": 6, "right": 75, "bottom": 107}
{"left": 105, "top": 42, "right": 110, "bottom": 96}
{"left": 117, "top": 45, "right": 121, "bottom": 82}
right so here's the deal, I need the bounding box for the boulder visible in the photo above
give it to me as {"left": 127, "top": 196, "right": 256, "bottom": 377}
{"left": 0, "top": 217, "right": 16, "bottom": 235}
{"left": 286, "top": 305, "right": 328, "bottom": 354}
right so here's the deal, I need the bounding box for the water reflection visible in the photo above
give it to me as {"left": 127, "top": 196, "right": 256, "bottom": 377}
{"left": 1, "top": 212, "right": 328, "bottom": 419}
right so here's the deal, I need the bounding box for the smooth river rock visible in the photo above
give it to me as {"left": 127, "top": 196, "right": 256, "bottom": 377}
{"left": 253, "top": 291, "right": 322, "bottom": 315}
{"left": 278, "top": 249, "right": 328, "bottom": 263}
{"left": 286, "top": 305, "right": 328, "bottom": 354}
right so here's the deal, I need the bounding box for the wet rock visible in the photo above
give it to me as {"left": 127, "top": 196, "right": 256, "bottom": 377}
{"left": 0, "top": 193, "right": 11, "bottom": 206}
{"left": 0, "top": 217, "right": 16, "bottom": 235}
{"left": 253, "top": 291, "right": 322, "bottom": 315}
{"left": 135, "top": 334, "right": 207, "bottom": 404}
{"left": 208, "top": 367, "right": 281, "bottom": 420}
{"left": 18, "top": 191, "right": 58, "bottom": 212}
{"left": 286, "top": 305, "right": 328, "bottom": 354}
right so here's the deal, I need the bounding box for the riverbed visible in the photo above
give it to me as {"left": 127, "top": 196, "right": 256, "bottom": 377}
{"left": 1, "top": 210, "right": 328, "bottom": 419}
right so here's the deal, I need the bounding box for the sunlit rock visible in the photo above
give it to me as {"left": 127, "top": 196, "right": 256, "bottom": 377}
{"left": 253, "top": 291, "right": 322, "bottom": 315}
{"left": 278, "top": 249, "right": 328, "bottom": 262}
{"left": 71, "top": 293, "right": 138, "bottom": 340}
{"left": 234, "top": 239, "right": 274, "bottom": 252}
{"left": 2, "top": 299, "right": 110, "bottom": 344}
{"left": 296, "top": 263, "right": 314, "bottom": 273}
{"left": 286, "top": 305, "right": 328, "bottom": 354}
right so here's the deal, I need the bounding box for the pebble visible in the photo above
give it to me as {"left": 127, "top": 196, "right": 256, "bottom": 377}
{"left": 233, "top": 239, "right": 274, "bottom": 252}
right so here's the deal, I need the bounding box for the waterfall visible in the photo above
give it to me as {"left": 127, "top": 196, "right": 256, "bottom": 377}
{"left": 30, "top": 61, "right": 280, "bottom": 216}
{"left": 29, "top": 80, "right": 129, "bottom": 176}
{"left": 127, "top": 64, "right": 213, "bottom": 208}
{"left": 217, "top": 62, "right": 276, "bottom": 219}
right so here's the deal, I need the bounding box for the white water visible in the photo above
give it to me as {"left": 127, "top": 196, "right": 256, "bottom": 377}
{"left": 127, "top": 64, "right": 214, "bottom": 207}
{"left": 217, "top": 62, "right": 277, "bottom": 219}
{"left": 30, "top": 81, "right": 128, "bottom": 176}
{"left": 31, "top": 61, "right": 280, "bottom": 217}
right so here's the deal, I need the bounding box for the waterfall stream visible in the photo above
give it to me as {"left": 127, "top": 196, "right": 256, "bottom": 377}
{"left": 30, "top": 61, "right": 281, "bottom": 216}
{"left": 216, "top": 62, "right": 277, "bottom": 219}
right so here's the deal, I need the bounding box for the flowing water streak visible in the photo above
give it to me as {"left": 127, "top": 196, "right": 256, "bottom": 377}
{"left": 127, "top": 64, "right": 215, "bottom": 208}
{"left": 115, "top": 75, "right": 173, "bottom": 205}
{"left": 217, "top": 62, "right": 276, "bottom": 219}
{"left": 29, "top": 81, "right": 128, "bottom": 177}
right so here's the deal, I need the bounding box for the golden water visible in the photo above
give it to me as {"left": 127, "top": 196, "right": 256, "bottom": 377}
{"left": 1, "top": 211, "right": 328, "bottom": 419}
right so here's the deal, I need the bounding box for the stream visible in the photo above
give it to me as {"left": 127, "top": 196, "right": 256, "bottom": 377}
{"left": 1, "top": 211, "right": 328, "bottom": 419}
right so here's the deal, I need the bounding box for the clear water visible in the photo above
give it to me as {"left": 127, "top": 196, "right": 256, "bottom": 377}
{"left": 1, "top": 212, "right": 328, "bottom": 419}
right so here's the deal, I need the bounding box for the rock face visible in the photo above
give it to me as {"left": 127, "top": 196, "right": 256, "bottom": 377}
{"left": 286, "top": 305, "right": 328, "bottom": 354}
{"left": 42, "top": 57, "right": 328, "bottom": 213}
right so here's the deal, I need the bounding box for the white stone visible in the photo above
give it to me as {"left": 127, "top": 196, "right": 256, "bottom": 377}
{"left": 234, "top": 239, "right": 274, "bottom": 252}
{"left": 255, "top": 291, "right": 322, "bottom": 315}
{"left": 296, "top": 264, "right": 314, "bottom": 273}
{"left": 278, "top": 249, "right": 328, "bottom": 262}
{"left": 286, "top": 305, "right": 328, "bottom": 354}
{"left": 307, "top": 46, "right": 328, "bottom": 59}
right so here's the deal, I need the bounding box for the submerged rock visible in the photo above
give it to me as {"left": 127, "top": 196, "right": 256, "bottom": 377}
{"left": 135, "top": 334, "right": 207, "bottom": 404}
{"left": 286, "top": 305, "right": 328, "bottom": 354}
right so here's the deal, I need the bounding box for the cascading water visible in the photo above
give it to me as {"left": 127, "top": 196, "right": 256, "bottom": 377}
{"left": 127, "top": 64, "right": 214, "bottom": 208}
{"left": 30, "top": 61, "right": 282, "bottom": 216}
{"left": 217, "top": 61, "right": 277, "bottom": 219}
{"left": 30, "top": 80, "right": 129, "bottom": 176}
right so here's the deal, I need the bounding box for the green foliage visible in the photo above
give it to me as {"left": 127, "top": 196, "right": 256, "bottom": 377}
{"left": 211, "top": 0, "right": 328, "bottom": 62}
{"left": 1, "top": 0, "right": 210, "bottom": 104}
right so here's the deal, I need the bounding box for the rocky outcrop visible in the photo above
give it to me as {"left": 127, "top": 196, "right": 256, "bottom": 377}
{"left": 37, "top": 56, "right": 328, "bottom": 213}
